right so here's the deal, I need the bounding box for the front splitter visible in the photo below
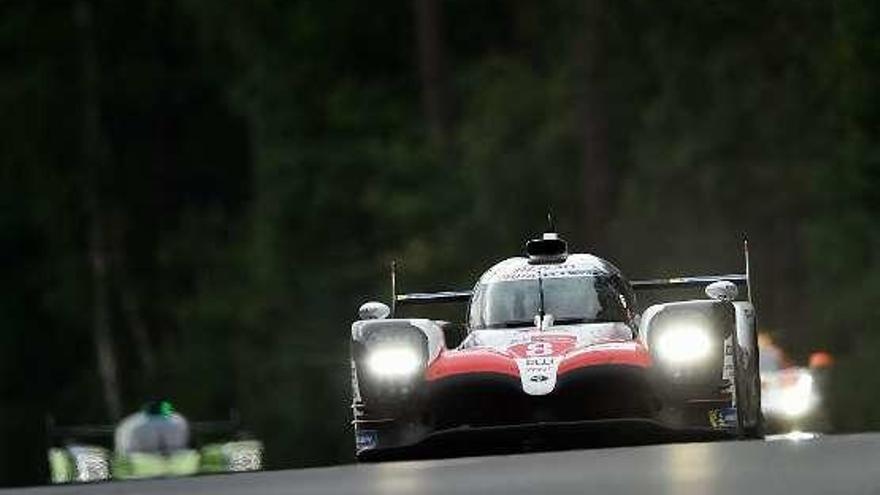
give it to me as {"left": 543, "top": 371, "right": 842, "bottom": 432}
{"left": 357, "top": 417, "right": 736, "bottom": 461}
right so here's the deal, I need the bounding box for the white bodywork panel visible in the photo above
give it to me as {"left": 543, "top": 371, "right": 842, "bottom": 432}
{"left": 516, "top": 356, "right": 563, "bottom": 395}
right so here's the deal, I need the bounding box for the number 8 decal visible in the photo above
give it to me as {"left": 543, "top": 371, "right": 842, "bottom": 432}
{"left": 526, "top": 342, "right": 553, "bottom": 356}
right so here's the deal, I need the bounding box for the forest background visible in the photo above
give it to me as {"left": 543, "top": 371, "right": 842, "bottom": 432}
{"left": 2, "top": 0, "right": 880, "bottom": 485}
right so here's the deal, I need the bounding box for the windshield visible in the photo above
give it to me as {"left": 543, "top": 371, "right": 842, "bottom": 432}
{"left": 469, "top": 275, "right": 631, "bottom": 329}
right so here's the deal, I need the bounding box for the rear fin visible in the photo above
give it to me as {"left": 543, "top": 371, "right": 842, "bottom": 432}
{"left": 390, "top": 260, "right": 398, "bottom": 316}
{"left": 744, "top": 237, "right": 753, "bottom": 304}
{"left": 389, "top": 260, "right": 471, "bottom": 312}
{"left": 632, "top": 240, "right": 753, "bottom": 299}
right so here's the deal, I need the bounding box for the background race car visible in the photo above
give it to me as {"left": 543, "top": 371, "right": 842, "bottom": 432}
{"left": 759, "top": 334, "right": 834, "bottom": 433}
{"left": 46, "top": 413, "right": 263, "bottom": 483}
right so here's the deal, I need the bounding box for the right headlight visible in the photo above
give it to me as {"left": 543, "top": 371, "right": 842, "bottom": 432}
{"left": 365, "top": 346, "right": 423, "bottom": 378}
{"left": 655, "top": 323, "right": 713, "bottom": 365}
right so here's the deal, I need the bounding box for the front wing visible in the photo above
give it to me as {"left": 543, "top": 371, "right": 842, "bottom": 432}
{"left": 353, "top": 364, "right": 741, "bottom": 459}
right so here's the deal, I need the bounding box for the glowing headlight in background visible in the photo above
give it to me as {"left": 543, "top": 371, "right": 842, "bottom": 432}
{"left": 778, "top": 372, "right": 816, "bottom": 418}
{"left": 366, "top": 347, "right": 422, "bottom": 378}
{"left": 656, "top": 324, "right": 713, "bottom": 364}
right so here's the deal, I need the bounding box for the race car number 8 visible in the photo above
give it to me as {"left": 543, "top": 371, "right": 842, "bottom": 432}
{"left": 526, "top": 342, "right": 553, "bottom": 356}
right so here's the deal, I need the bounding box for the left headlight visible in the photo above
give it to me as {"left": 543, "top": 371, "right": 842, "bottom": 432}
{"left": 365, "top": 347, "right": 423, "bottom": 378}
{"left": 655, "top": 324, "right": 713, "bottom": 365}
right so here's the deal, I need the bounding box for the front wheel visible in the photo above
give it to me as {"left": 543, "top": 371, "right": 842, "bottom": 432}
{"left": 742, "top": 411, "right": 766, "bottom": 439}
{"left": 733, "top": 339, "right": 764, "bottom": 439}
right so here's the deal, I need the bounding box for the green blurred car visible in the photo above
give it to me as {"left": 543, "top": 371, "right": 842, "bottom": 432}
{"left": 46, "top": 415, "right": 263, "bottom": 483}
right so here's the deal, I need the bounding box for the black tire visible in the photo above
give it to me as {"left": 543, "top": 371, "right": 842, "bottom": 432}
{"left": 746, "top": 411, "right": 766, "bottom": 439}
{"left": 741, "top": 354, "right": 765, "bottom": 439}
{"left": 732, "top": 333, "right": 764, "bottom": 439}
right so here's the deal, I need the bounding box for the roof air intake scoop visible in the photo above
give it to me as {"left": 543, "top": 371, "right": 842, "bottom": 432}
{"left": 526, "top": 232, "right": 568, "bottom": 264}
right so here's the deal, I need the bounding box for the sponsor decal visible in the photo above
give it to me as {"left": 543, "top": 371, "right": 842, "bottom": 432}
{"left": 509, "top": 334, "right": 575, "bottom": 395}
{"left": 483, "top": 260, "right": 604, "bottom": 283}
{"left": 722, "top": 337, "right": 736, "bottom": 404}
{"left": 516, "top": 355, "right": 563, "bottom": 395}
{"left": 356, "top": 430, "right": 378, "bottom": 450}
{"left": 708, "top": 407, "right": 738, "bottom": 429}
{"left": 526, "top": 357, "right": 553, "bottom": 366}
{"left": 587, "top": 341, "right": 637, "bottom": 351}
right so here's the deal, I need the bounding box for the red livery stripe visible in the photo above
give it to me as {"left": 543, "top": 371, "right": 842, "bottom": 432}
{"left": 426, "top": 350, "right": 519, "bottom": 381}
{"left": 425, "top": 341, "right": 651, "bottom": 382}
{"left": 557, "top": 341, "right": 652, "bottom": 374}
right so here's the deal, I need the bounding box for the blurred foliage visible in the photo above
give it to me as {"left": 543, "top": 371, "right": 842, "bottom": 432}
{"left": 1, "top": 0, "right": 879, "bottom": 486}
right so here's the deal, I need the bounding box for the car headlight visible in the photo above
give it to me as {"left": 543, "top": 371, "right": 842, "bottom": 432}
{"left": 365, "top": 347, "right": 422, "bottom": 378}
{"left": 655, "top": 324, "right": 713, "bottom": 364}
{"left": 778, "top": 372, "right": 816, "bottom": 418}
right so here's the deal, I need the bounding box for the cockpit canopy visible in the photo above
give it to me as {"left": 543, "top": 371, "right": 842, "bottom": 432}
{"left": 468, "top": 255, "right": 635, "bottom": 330}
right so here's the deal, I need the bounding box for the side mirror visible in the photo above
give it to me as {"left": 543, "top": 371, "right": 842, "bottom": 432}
{"left": 705, "top": 281, "right": 738, "bottom": 301}
{"left": 358, "top": 301, "right": 391, "bottom": 320}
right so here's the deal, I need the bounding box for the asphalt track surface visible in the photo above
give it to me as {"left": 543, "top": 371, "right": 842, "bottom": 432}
{"left": 6, "top": 433, "right": 880, "bottom": 495}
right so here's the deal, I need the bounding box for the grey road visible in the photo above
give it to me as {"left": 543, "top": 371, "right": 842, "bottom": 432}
{"left": 6, "top": 433, "right": 880, "bottom": 495}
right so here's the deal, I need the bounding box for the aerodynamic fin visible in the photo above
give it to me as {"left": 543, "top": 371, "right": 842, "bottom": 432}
{"left": 630, "top": 273, "right": 748, "bottom": 290}
{"left": 632, "top": 239, "right": 753, "bottom": 301}
{"left": 394, "top": 291, "right": 473, "bottom": 306}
